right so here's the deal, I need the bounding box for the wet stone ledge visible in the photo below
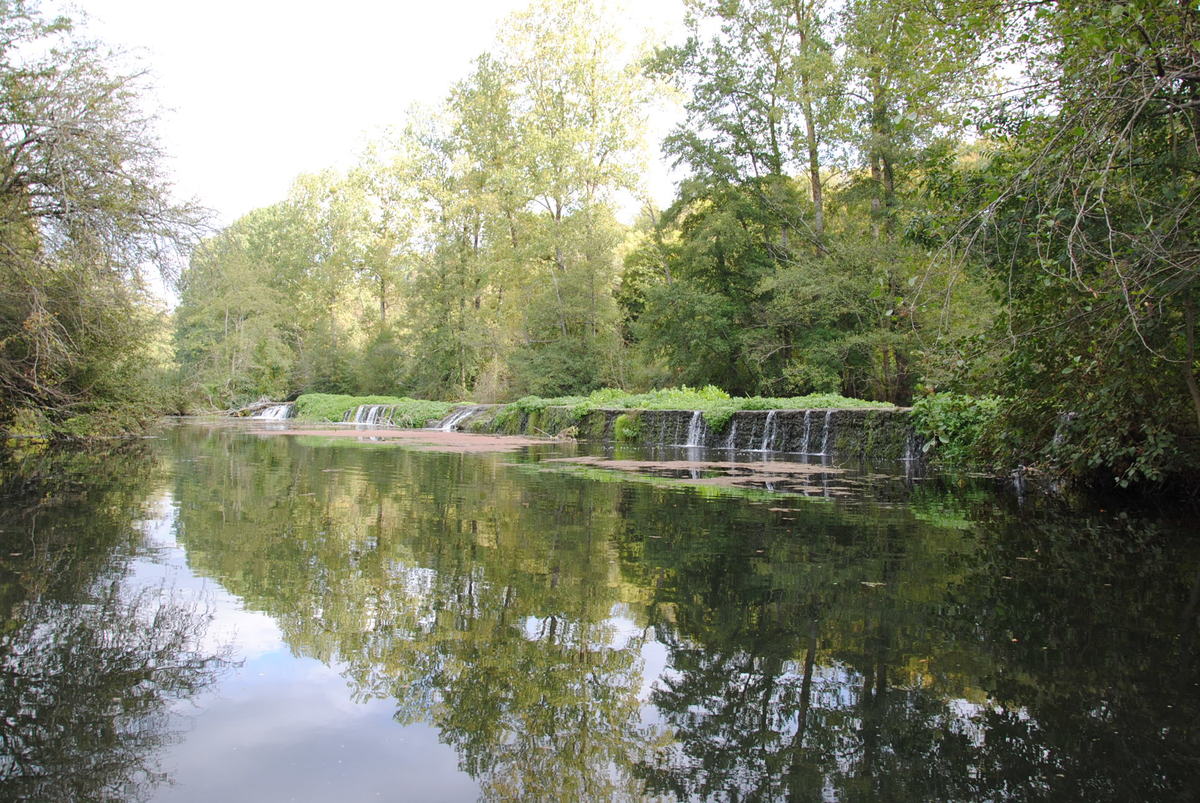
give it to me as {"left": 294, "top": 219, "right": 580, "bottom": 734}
{"left": 465, "top": 405, "right": 918, "bottom": 462}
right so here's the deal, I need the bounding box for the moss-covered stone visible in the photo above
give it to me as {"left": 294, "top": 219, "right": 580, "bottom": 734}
{"left": 470, "top": 404, "right": 917, "bottom": 462}
{"left": 613, "top": 411, "right": 642, "bottom": 443}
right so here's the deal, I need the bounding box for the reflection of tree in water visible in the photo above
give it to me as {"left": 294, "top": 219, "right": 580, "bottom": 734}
{"left": 937, "top": 502, "right": 1200, "bottom": 801}
{"left": 0, "top": 446, "right": 229, "bottom": 802}
{"left": 408, "top": 615, "right": 650, "bottom": 800}
{"left": 170, "top": 430, "right": 653, "bottom": 800}
{"left": 165, "top": 428, "right": 1200, "bottom": 800}
{"left": 627, "top": 488, "right": 1200, "bottom": 801}
{"left": 0, "top": 584, "right": 226, "bottom": 801}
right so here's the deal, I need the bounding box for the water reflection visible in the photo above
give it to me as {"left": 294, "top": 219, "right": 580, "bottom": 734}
{"left": 0, "top": 447, "right": 229, "bottom": 802}
{"left": 1, "top": 425, "right": 1198, "bottom": 801}
{"left": 162, "top": 424, "right": 1199, "bottom": 801}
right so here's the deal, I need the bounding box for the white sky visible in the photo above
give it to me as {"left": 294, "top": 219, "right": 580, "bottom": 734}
{"left": 59, "top": 0, "right": 685, "bottom": 228}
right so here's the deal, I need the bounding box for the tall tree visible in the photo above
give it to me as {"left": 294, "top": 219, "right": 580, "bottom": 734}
{"left": 0, "top": 2, "right": 199, "bottom": 433}
{"left": 971, "top": 0, "right": 1200, "bottom": 486}
{"left": 174, "top": 207, "right": 296, "bottom": 405}
{"left": 498, "top": 0, "right": 652, "bottom": 394}
{"left": 658, "top": 0, "right": 836, "bottom": 242}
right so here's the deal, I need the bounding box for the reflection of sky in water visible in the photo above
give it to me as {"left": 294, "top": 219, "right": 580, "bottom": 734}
{"left": 124, "top": 489, "right": 996, "bottom": 801}
{"left": 91, "top": 426, "right": 1196, "bottom": 803}
{"left": 132, "top": 492, "right": 479, "bottom": 802}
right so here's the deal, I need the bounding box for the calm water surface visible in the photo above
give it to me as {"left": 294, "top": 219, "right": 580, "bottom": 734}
{"left": 0, "top": 420, "right": 1197, "bottom": 801}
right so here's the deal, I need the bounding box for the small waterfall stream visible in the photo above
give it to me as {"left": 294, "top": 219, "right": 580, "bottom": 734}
{"left": 759, "top": 410, "right": 778, "bottom": 452}
{"left": 435, "top": 405, "right": 482, "bottom": 432}
{"left": 818, "top": 410, "right": 834, "bottom": 456}
{"left": 253, "top": 403, "right": 294, "bottom": 420}
{"left": 721, "top": 418, "right": 738, "bottom": 451}
{"left": 684, "top": 411, "right": 707, "bottom": 448}
{"left": 344, "top": 404, "right": 393, "bottom": 426}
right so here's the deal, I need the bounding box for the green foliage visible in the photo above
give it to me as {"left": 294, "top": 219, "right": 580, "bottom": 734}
{"left": 960, "top": 0, "right": 1200, "bottom": 488}
{"left": 161, "top": 0, "right": 1199, "bottom": 492}
{"left": 354, "top": 328, "right": 405, "bottom": 395}
{"left": 0, "top": 7, "right": 198, "bottom": 436}
{"left": 174, "top": 0, "right": 647, "bottom": 409}
{"left": 173, "top": 205, "right": 298, "bottom": 409}
{"left": 491, "top": 386, "right": 889, "bottom": 433}
{"left": 292, "top": 394, "right": 456, "bottom": 426}
{"left": 911, "top": 393, "right": 1002, "bottom": 467}
{"left": 612, "top": 412, "right": 642, "bottom": 443}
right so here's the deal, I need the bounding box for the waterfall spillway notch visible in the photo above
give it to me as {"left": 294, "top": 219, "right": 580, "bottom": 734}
{"left": 759, "top": 410, "right": 779, "bottom": 452}
{"left": 721, "top": 417, "right": 738, "bottom": 451}
{"left": 254, "top": 403, "right": 294, "bottom": 420}
{"left": 800, "top": 410, "right": 813, "bottom": 455}
{"left": 684, "top": 410, "right": 707, "bottom": 448}
{"left": 435, "top": 405, "right": 483, "bottom": 432}
{"left": 342, "top": 404, "right": 397, "bottom": 427}
{"left": 819, "top": 410, "right": 834, "bottom": 456}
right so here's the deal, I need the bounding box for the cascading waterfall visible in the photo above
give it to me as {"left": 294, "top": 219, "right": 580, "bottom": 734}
{"left": 818, "top": 410, "right": 834, "bottom": 456}
{"left": 435, "top": 405, "right": 481, "bottom": 432}
{"left": 721, "top": 417, "right": 738, "bottom": 451}
{"left": 799, "top": 410, "right": 813, "bottom": 455}
{"left": 343, "top": 404, "right": 394, "bottom": 426}
{"left": 684, "top": 410, "right": 707, "bottom": 448}
{"left": 254, "top": 403, "right": 293, "bottom": 420}
{"left": 759, "top": 410, "right": 778, "bottom": 452}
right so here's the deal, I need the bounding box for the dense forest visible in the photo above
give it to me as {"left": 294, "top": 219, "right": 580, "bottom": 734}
{"left": 1, "top": 0, "right": 1198, "bottom": 491}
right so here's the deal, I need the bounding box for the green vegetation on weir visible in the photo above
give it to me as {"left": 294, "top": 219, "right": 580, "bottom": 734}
{"left": 293, "top": 387, "right": 891, "bottom": 432}
{"left": 293, "top": 395, "right": 456, "bottom": 426}
{"left": 491, "top": 387, "right": 892, "bottom": 431}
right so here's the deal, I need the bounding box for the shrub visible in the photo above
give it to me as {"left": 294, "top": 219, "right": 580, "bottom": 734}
{"left": 911, "top": 393, "right": 1003, "bottom": 466}
{"left": 613, "top": 412, "right": 642, "bottom": 442}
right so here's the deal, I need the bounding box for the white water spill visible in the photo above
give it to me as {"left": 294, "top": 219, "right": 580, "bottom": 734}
{"left": 344, "top": 405, "right": 393, "bottom": 426}
{"left": 253, "top": 403, "right": 293, "bottom": 420}
{"left": 722, "top": 417, "right": 738, "bottom": 450}
{"left": 800, "top": 410, "right": 813, "bottom": 455}
{"left": 759, "top": 410, "right": 778, "bottom": 452}
{"left": 435, "top": 405, "right": 481, "bottom": 432}
{"left": 684, "top": 411, "right": 707, "bottom": 448}
{"left": 819, "top": 410, "right": 834, "bottom": 456}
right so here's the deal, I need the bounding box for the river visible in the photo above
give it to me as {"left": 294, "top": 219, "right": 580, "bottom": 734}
{"left": 0, "top": 419, "right": 1196, "bottom": 801}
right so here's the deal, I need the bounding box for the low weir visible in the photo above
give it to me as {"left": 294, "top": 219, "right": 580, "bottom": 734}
{"left": 338, "top": 403, "right": 491, "bottom": 431}
{"left": 281, "top": 402, "right": 918, "bottom": 462}
{"left": 459, "top": 405, "right": 920, "bottom": 463}
{"left": 435, "top": 405, "right": 486, "bottom": 432}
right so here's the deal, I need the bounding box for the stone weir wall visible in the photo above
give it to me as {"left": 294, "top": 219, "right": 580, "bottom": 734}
{"left": 459, "top": 405, "right": 919, "bottom": 461}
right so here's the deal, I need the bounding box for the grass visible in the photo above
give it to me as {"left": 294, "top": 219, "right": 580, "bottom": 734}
{"left": 495, "top": 386, "right": 892, "bottom": 431}
{"left": 289, "top": 386, "right": 893, "bottom": 433}
{"left": 292, "top": 394, "right": 458, "bottom": 427}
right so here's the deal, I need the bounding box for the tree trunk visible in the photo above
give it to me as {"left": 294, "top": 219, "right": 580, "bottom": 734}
{"left": 792, "top": 0, "right": 824, "bottom": 239}
{"left": 378, "top": 274, "right": 387, "bottom": 324}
